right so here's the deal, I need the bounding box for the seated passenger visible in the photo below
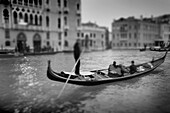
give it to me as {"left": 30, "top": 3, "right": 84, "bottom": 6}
{"left": 119, "top": 64, "right": 129, "bottom": 76}
{"left": 129, "top": 60, "right": 137, "bottom": 74}
{"left": 108, "top": 61, "right": 122, "bottom": 77}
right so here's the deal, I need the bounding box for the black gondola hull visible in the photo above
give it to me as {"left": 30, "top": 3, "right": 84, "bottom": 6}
{"left": 47, "top": 51, "right": 168, "bottom": 86}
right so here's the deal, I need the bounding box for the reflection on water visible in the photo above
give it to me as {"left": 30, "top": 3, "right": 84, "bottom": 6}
{"left": 0, "top": 50, "right": 170, "bottom": 113}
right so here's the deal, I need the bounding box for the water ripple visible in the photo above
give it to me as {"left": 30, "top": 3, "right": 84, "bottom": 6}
{"left": 0, "top": 50, "right": 170, "bottom": 113}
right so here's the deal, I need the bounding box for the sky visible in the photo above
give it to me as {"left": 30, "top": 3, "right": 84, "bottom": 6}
{"left": 82, "top": 0, "right": 170, "bottom": 31}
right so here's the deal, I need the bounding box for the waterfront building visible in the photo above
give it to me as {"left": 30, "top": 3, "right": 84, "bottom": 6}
{"left": 111, "top": 17, "right": 160, "bottom": 50}
{"left": 78, "top": 22, "right": 107, "bottom": 51}
{"left": 160, "top": 23, "right": 170, "bottom": 47}
{"left": 0, "top": 0, "right": 81, "bottom": 52}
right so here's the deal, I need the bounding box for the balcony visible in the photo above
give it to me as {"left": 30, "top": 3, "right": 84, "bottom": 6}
{"left": 119, "top": 33, "right": 128, "bottom": 41}
{"left": 63, "top": 25, "right": 69, "bottom": 30}
{"left": 77, "top": 26, "right": 82, "bottom": 30}
{"left": 12, "top": 24, "right": 28, "bottom": 30}
{"left": 119, "top": 37, "right": 128, "bottom": 41}
{"left": 76, "top": 10, "right": 81, "bottom": 15}
{"left": 3, "top": 23, "right": 10, "bottom": 29}
{"left": 63, "top": 7, "right": 69, "bottom": 14}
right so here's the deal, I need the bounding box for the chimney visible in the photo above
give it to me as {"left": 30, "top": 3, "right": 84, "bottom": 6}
{"left": 140, "top": 15, "right": 143, "bottom": 20}
{"left": 151, "top": 15, "right": 154, "bottom": 20}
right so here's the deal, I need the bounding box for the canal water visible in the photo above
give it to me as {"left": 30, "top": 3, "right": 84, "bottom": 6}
{"left": 0, "top": 50, "right": 170, "bottom": 113}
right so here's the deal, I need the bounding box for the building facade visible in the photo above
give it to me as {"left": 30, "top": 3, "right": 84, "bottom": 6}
{"left": 160, "top": 24, "right": 170, "bottom": 47}
{"left": 111, "top": 17, "right": 160, "bottom": 49}
{"left": 0, "top": 0, "right": 81, "bottom": 52}
{"left": 78, "top": 22, "right": 107, "bottom": 51}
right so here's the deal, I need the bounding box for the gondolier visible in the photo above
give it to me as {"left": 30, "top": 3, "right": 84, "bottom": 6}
{"left": 73, "top": 39, "right": 81, "bottom": 75}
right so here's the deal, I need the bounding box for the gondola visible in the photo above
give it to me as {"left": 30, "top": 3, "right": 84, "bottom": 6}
{"left": 0, "top": 50, "right": 23, "bottom": 58}
{"left": 139, "top": 48, "right": 146, "bottom": 52}
{"left": 24, "top": 51, "right": 59, "bottom": 56}
{"left": 47, "top": 51, "right": 168, "bottom": 86}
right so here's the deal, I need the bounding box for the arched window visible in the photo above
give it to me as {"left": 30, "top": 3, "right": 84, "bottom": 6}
{"left": 46, "top": 0, "right": 49, "bottom": 5}
{"left": 64, "top": 40, "right": 68, "bottom": 47}
{"left": 29, "top": 0, "right": 33, "bottom": 6}
{"left": 90, "top": 40, "right": 93, "bottom": 46}
{"left": 39, "top": 0, "right": 42, "bottom": 6}
{"left": 13, "top": 0, "right": 17, "bottom": 4}
{"left": 24, "top": 0, "right": 28, "bottom": 5}
{"left": 35, "top": 15, "right": 38, "bottom": 25}
{"left": 58, "top": 18, "right": 61, "bottom": 28}
{"left": 34, "top": 0, "right": 38, "bottom": 6}
{"left": 58, "top": 42, "right": 61, "bottom": 46}
{"left": 3, "top": 9, "right": 9, "bottom": 23}
{"left": 13, "top": 11, "right": 18, "bottom": 24}
{"left": 77, "top": 3, "right": 80, "bottom": 10}
{"left": 18, "top": 0, "right": 23, "bottom": 5}
{"left": 39, "top": 15, "right": 42, "bottom": 25}
{"left": 77, "top": 19, "right": 80, "bottom": 26}
{"left": 24, "top": 13, "right": 28, "bottom": 23}
{"left": 5, "top": 29, "right": 10, "bottom": 39}
{"left": 58, "top": 0, "right": 61, "bottom": 7}
{"left": 64, "top": 16, "right": 67, "bottom": 25}
{"left": 64, "top": 31, "right": 67, "bottom": 37}
{"left": 64, "top": 0, "right": 67, "bottom": 7}
{"left": 46, "top": 41, "right": 50, "bottom": 46}
{"left": 30, "top": 14, "right": 33, "bottom": 24}
{"left": 19, "top": 12, "right": 23, "bottom": 20}
{"left": 46, "top": 16, "right": 49, "bottom": 27}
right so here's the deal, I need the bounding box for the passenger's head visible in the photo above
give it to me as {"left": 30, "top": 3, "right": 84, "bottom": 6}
{"left": 113, "top": 61, "right": 116, "bottom": 65}
{"left": 131, "top": 60, "right": 134, "bottom": 64}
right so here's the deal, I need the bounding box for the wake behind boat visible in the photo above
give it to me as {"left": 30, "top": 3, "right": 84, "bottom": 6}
{"left": 47, "top": 51, "right": 168, "bottom": 86}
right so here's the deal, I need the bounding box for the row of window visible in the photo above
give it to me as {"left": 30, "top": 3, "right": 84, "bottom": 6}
{"left": 113, "top": 24, "right": 158, "bottom": 32}
{"left": 13, "top": 11, "right": 44, "bottom": 26}
{"left": 79, "top": 40, "right": 104, "bottom": 47}
{"left": 113, "top": 33, "right": 138, "bottom": 39}
{"left": 112, "top": 43, "right": 153, "bottom": 47}
{"left": 163, "top": 26, "right": 170, "bottom": 32}
{"left": 12, "top": 0, "right": 72, "bottom": 9}
{"left": 77, "top": 32, "right": 105, "bottom": 38}
{"left": 5, "top": 30, "right": 50, "bottom": 40}
{"left": 113, "top": 33, "right": 158, "bottom": 40}
{"left": 3, "top": 9, "right": 80, "bottom": 29}
{"left": 13, "top": 0, "right": 42, "bottom": 7}
{"left": 4, "top": 40, "right": 51, "bottom": 47}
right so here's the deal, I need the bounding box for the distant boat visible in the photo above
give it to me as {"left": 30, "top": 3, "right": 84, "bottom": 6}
{"left": 0, "top": 50, "right": 23, "bottom": 58}
{"left": 24, "top": 51, "right": 59, "bottom": 56}
{"left": 139, "top": 48, "right": 146, "bottom": 52}
{"left": 150, "top": 48, "right": 170, "bottom": 52}
{"left": 47, "top": 51, "right": 168, "bottom": 86}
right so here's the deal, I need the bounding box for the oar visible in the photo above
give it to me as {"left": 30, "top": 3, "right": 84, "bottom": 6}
{"left": 91, "top": 68, "right": 108, "bottom": 72}
{"left": 57, "top": 49, "right": 84, "bottom": 98}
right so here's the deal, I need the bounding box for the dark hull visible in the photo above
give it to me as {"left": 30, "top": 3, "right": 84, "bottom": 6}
{"left": 24, "top": 51, "right": 58, "bottom": 56}
{"left": 0, "top": 54, "right": 23, "bottom": 58}
{"left": 139, "top": 48, "right": 146, "bottom": 51}
{"left": 47, "top": 51, "right": 168, "bottom": 86}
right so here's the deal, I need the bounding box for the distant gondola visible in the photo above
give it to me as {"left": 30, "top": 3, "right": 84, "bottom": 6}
{"left": 150, "top": 48, "right": 170, "bottom": 52}
{"left": 24, "top": 51, "right": 59, "bottom": 56}
{"left": 47, "top": 51, "right": 168, "bottom": 86}
{"left": 0, "top": 50, "right": 23, "bottom": 58}
{"left": 139, "top": 48, "right": 146, "bottom": 52}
